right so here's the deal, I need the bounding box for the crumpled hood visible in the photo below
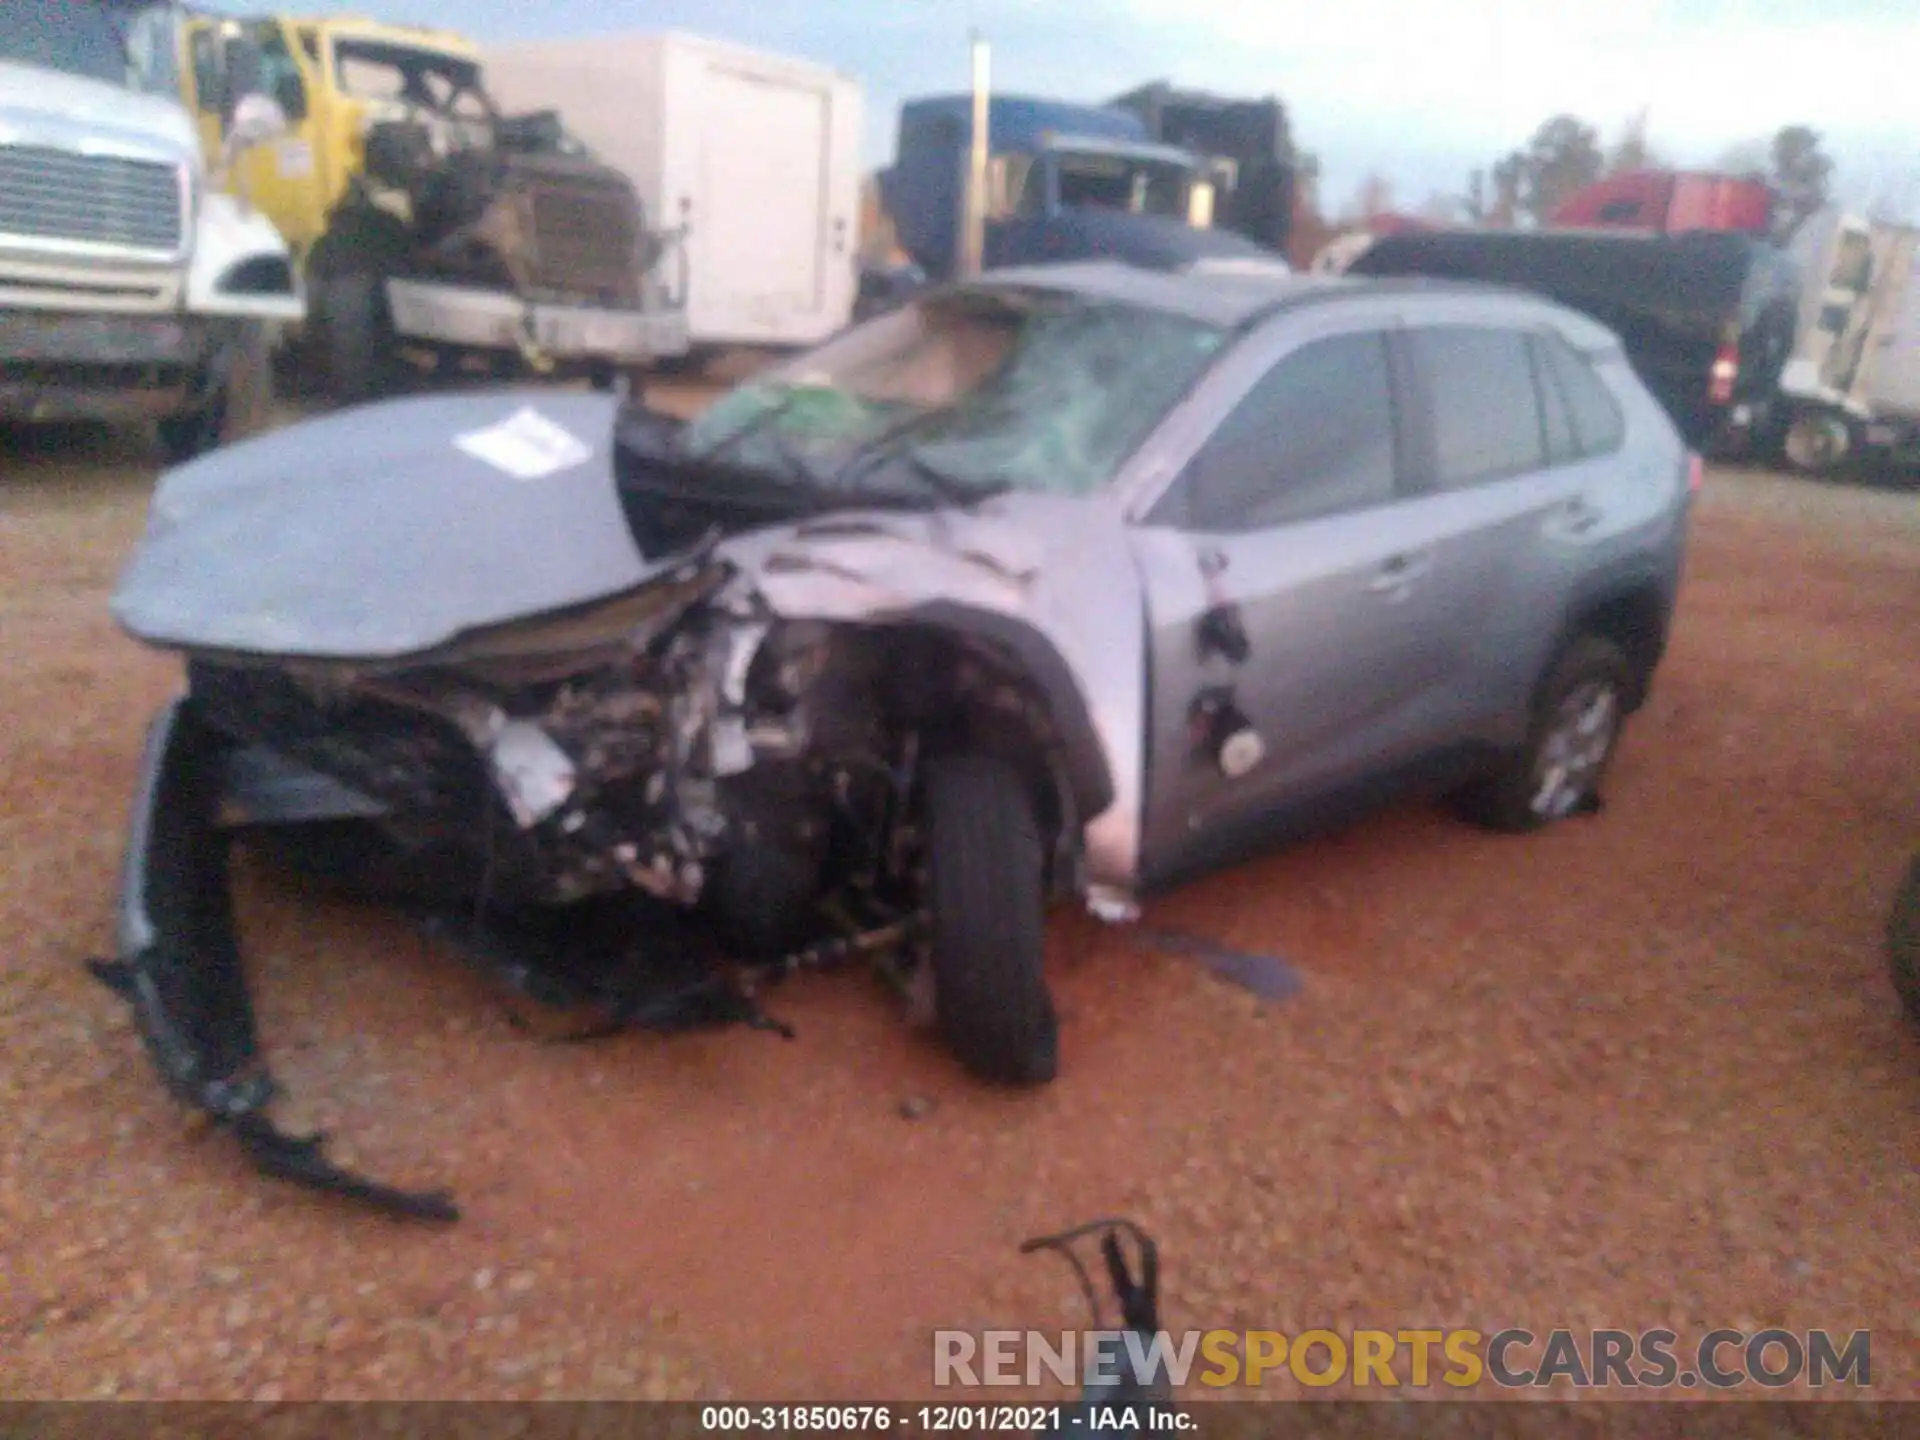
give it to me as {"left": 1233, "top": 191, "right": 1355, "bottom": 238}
{"left": 112, "top": 389, "right": 1152, "bottom": 878}
{"left": 111, "top": 390, "right": 667, "bottom": 660}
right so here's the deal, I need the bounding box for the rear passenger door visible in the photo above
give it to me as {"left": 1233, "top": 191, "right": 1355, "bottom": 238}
{"left": 1391, "top": 321, "right": 1623, "bottom": 742}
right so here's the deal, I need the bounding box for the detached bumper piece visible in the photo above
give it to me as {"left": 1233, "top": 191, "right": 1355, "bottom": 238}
{"left": 90, "top": 697, "right": 460, "bottom": 1223}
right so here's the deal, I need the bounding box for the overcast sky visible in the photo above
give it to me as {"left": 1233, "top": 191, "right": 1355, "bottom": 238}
{"left": 271, "top": 0, "right": 1920, "bottom": 217}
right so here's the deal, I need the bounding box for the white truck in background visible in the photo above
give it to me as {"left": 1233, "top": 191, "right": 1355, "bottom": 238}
{"left": 0, "top": 0, "right": 303, "bottom": 463}
{"left": 1777, "top": 207, "right": 1920, "bottom": 476}
{"left": 483, "top": 30, "right": 863, "bottom": 373}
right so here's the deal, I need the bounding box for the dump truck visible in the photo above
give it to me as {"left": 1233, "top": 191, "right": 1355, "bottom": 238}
{"left": 1547, "top": 169, "right": 1777, "bottom": 236}
{"left": 1105, "top": 81, "right": 1297, "bottom": 258}
{"left": 483, "top": 31, "right": 864, "bottom": 373}
{"left": 2, "top": 0, "right": 302, "bottom": 461}
{"left": 174, "top": 11, "right": 689, "bottom": 403}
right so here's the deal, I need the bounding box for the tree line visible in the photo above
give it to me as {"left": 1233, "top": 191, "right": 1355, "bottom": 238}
{"left": 1286, "top": 116, "right": 1846, "bottom": 265}
{"left": 1460, "top": 116, "right": 1834, "bottom": 231}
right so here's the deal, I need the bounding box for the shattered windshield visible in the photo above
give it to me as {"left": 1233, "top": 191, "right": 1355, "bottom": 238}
{"left": 334, "top": 40, "right": 493, "bottom": 131}
{"left": 0, "top": 0, "right": 176, "bottom": 93}
{"left": 676, "top": 290, "right": 1230, "bottom": 501}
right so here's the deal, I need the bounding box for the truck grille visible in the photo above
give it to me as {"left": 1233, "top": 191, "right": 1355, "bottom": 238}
{"left": 517, "top": 165, "right": 642, "bottom": 305}
{"left": 0, "top": 144, "right": 184, "bottom": 255}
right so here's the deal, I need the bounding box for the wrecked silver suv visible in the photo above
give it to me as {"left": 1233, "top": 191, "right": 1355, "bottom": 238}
{"left": 98, "top": 262, "right": 1695, "bottom": 1219}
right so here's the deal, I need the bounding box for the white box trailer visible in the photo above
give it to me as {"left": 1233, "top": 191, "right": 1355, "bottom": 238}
{"left": 484, "top": 31, "right": 863, "bottom": 356}
{"left": 1778, "top": 207, "right": 1920, "bottom": 471}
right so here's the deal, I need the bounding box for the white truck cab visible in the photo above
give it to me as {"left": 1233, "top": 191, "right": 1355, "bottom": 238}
{"left": 0, "top": 0, "right": 304, "bottom": 462}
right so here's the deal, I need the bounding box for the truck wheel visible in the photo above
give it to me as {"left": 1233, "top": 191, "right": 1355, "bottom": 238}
{"left": 155, "top": 322, "right": 274, "bottom": 465}
{"left": 310, "top": 271, "right": 406, "bottom": 407}
{"left": 651, "top": 348, "right": 714, "bottom": 381}
{"left": 1782, "top": 408, "right": 1854, "bottom": 476}
{"left": 920, "top": 753, "right": 1059, "bottom": 1086}
{"left": 1889, "top": 852, "right": 1920, "bottom": 1028}
{"left": 1453, "top": 635, "right": 1634, "bottom": 834}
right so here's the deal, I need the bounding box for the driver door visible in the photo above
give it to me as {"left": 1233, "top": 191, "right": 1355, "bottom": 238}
{"left": 1130, "top": 311, "right": 1451, "bottom": 884}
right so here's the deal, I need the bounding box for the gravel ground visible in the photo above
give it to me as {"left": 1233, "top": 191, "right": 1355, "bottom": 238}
{"left": 1, "top": 392, "right": 1916, "bottom": 1405}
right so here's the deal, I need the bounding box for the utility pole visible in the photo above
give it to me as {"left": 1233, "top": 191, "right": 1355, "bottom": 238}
{"left": 960, "top": 30, "right": 990, "bottom": 277}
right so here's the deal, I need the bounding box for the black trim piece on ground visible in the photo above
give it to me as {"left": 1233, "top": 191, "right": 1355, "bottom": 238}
{"left": 90, "top": 696, "right": 461, "bottom": 1223}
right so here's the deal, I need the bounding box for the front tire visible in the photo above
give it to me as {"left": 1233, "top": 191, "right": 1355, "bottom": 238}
{"left": 1888, "top": 852, "right": 1920, "bottom": 1028}
{"left": 304, "top": 217, "right": 414, "bottom": 407}
{"left": 920, "top": 753, "right": 1059, "bottom": 1085}
{"left": 1455, "top": 635, "right": 1634, "bottom": 834}
{"left": 310, "top": 271, "right": 406, "bottom": 406}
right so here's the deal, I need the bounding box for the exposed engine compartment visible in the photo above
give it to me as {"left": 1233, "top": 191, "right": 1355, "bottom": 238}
{"left": 185, "top": 560, "right": 1082, "bottom": 957}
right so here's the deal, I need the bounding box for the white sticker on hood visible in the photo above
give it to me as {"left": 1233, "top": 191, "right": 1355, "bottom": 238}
{"left": 454, "top": 407, "right": 594, "bottom": 480}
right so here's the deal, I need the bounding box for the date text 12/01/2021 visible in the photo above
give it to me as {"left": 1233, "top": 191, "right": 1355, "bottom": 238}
{"left": 699, "top": 1406, "right": 1186, "bottom": 1433}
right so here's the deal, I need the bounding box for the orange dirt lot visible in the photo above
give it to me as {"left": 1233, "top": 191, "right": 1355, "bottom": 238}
{"left": 1, "top": 404, "right": 1916, "bottom": 1405}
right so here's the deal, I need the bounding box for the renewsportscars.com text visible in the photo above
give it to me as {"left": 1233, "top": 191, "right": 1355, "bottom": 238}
{"left": 932, "top": 1327, "right": 1873, "bottom": 1390}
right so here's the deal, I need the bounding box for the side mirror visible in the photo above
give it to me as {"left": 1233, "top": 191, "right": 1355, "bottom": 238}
{"left": 227, "top": 92, "right": 290, "bottom": 151}
{"left": 1188, "top": 179, "right": 1215, "bottom": 229}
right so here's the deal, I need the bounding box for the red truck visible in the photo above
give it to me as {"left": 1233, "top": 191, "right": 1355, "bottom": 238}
{"left": 1548, "top": 169, "right": 1777, "bottom": 235}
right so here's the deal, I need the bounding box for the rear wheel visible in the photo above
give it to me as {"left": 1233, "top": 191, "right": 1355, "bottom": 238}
{"left": 1782, "top": 407, "right": 1855, "bottom": 476}
{"left": 1455, "top": 635, "right": 1634, "bottom": 833}
{"left": 920, "top": 753, "right": 1059, "bottom": 1085}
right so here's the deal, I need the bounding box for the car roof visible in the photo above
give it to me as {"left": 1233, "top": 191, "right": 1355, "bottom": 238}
{"left": 949, "top": 261, "right": 1623, "bottom": 350}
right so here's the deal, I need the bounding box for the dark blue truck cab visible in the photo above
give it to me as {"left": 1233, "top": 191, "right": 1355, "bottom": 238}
{"left": 864, "top": 94, "right": 1284, "bottom": 312}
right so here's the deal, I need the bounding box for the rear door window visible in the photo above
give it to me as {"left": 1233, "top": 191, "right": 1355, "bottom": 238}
{"left": 1538, "top": 331, "right": 1626, "bottom": 456}
{"left": 1406, "top": 325, "right": 1547, "bottom": 488}
{"left": 1528, "top": 336, "right": 1580, "bottom": 465}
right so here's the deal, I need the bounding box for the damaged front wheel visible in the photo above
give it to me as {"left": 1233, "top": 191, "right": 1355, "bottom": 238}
{"left": 921, "top": 753, "right": 1059, "bottom": 1086}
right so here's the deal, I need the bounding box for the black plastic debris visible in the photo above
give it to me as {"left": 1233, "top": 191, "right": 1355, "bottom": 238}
{"left": 1131, "top": 926, "right": 1303, "bottom": 1001}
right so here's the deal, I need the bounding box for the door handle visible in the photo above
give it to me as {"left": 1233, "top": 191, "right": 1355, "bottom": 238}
{"left": 1367, "top": 550, "right": 1430, "bottom": 593}
{"left": 1560, "top": 497, "right": 1602, "bottom": 534}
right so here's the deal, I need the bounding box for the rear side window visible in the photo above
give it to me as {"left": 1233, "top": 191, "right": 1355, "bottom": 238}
{"left": 1178, "top": 331, "right": 1399, "bottom": 531}
{"left": 1528, "top": 337, "right": 1580, "bottom": 465}
{"left": 1407, "top": 326, "right": 1546, "bottom": 488}
{"left": 1537, "top": 331, "right": 1626, "bottom": 457}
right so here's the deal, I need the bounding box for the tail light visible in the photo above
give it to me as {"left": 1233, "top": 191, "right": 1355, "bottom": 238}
{"left": 1709, "top": 328, "right": 1739, "bottom": 405}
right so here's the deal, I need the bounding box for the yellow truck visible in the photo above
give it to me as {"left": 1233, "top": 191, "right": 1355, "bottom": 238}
{"left": 175, "top": 11, "right": 689, "bottom": 402}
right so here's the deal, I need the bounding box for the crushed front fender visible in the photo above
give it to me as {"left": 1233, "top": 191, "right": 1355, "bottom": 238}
{"left": 89, "top": 695, "right": 460, "bottom": 1223}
